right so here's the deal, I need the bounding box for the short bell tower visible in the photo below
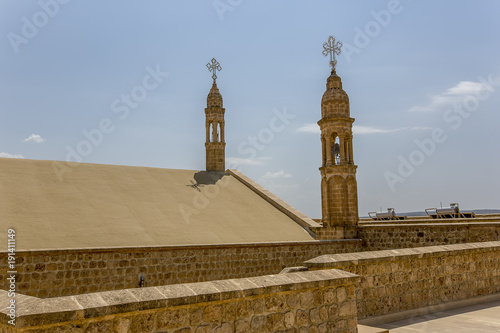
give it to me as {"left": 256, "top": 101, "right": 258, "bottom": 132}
{"left": 317, "top": 36, "right": 359, "bottom": 239}
{"left": 205, "top": 58, "right": 226, "bottom": 172}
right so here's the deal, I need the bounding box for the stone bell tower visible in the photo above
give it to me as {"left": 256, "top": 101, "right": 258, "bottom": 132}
{"left": 317, "top": 36, "right": 359, "bottom": 240}
{"left": 205, "top": 58, "right": 226, "bottom": 172}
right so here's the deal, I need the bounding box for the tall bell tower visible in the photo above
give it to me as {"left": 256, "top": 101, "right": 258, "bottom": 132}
{"left": 317, "top": 36, "right": 359, "bottom": 239}
{"left": 205, "top": 58, "right": 226, "bottom": 172}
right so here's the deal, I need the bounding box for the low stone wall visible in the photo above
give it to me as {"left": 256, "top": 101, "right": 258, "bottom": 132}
{"left": 304, "top": 241, "right": 500, "bottom": 319}
{"left": 0, "top": 270, "right": 360, "bottom": 333}
{"left": 0, "top": 240, "right": 362, "bottom": 299}
{"left": 358, "top": 218, "right": 500, "bottom": 250}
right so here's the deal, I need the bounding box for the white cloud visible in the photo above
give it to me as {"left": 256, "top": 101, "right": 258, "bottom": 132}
{"left": 297, "top": 124, "right": 320, "bottom": 134}
{"left": 353, "top": 125, "right": 403, "bottom": 135}
{"left": 0, "top": 152, "right": 24, "bottom": 158}
{"left": 257, "top": 170, "right": 298, "bottom": 199}
{"left": 260, "top": 170, "right": 292, "bottom": 180}
{"left": 257, "top": 177, "right": 300, "bottom": 196}
{"left": 297, "top": 123, "right": 432, "bottom": 135}
{"left": 409, "top": 80, "right": 486, "bottom": 112}
{"left": 261, "top": 182, "right": 300, "bottom": 193}
{"left": 445, "top": 81, "right": 483, "bottom": 95}
{"left": 23, "top": 134, "right": 46, "bottom": 143}
{"left": 354, "top": 125, "right": 433, "bottom": 134}
{"left": 410, "top": 126, "right": 433, "bottom": 131}
{"left": 226, "top": 156, "right": 271, "bottom": 166}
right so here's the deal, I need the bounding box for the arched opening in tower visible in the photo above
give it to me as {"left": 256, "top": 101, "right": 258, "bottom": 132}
{"left": 332, "top": 136, "right": 341, "bottom": 165}
{"left": 210, "top": 122, "right": 219, "bottom": 142}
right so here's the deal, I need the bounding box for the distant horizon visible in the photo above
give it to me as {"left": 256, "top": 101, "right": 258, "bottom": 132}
{"left": 361, "top": 208, "right": 500, "bottom": 218}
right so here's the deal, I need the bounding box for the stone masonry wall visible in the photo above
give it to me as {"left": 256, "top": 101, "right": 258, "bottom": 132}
{"left": 304, "top": 241, "right": 500, "bottom": 319}
{"left": 0, "top": 240, "right": 361, "bottom": 299}
{"left": 358, "top": 219, "right": 500, "bottom": 251}
{"left": 0, "top": 269, "right": 360, "bottom": 333}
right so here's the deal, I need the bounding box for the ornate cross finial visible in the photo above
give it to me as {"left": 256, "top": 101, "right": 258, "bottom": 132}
{"left": 206, "top": 58, "right": 222, "bottom": 83}
{"left": 322, "top": 35, "right": 342, "bottom": 70}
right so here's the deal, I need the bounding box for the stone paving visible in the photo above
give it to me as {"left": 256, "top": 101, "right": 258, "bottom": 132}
{"left": 379, "top": 299, "right": 500, "bottom": 332}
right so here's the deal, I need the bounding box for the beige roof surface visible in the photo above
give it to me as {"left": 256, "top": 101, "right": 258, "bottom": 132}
{"left": 0, "top": 158, "right": 314, "bottom": 250}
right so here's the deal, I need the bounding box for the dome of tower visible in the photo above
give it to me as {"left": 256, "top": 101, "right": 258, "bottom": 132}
{"left": 321, "top": 71, "right": 350, "bottom": 118}
{"left": 207, "top": 82, "right": 223, "bottom": 108}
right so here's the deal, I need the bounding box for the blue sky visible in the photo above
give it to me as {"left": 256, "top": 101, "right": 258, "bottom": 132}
{"left": 1, "top": 0, "right": 499, "bottom": 218}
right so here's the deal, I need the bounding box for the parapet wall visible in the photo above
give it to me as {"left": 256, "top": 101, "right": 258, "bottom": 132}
{"left": 0, "top": 270, "right": 359, "bottom": 333}
{"left": 0, "top": 240, "right": 362, "bottom": 299}
{"left": 4, "top": 217, "right": 499, "bottom": 300}
{"left": 358, "top": 217, "right": 500, "bottom": 250}
{"left": 304, "top": 241, "right": 500, "bottom": 319}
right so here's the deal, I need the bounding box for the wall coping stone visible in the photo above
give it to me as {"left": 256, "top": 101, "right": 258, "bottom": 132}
{"left": 304, "top": 241, "right": 500, "bottom": 268}
{"left": 0, "top": 238, "right": 362, "bottom": 256}
{"left": 0, "top": 269, "right": 360, "bottom": 328}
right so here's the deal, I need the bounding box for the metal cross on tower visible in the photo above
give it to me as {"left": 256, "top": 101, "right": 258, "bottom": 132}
{"left": 322, "top": 36, "right": 342, "bottom": 70}
{"left": 206, "top": 58, "right": 222, "bottom": 83}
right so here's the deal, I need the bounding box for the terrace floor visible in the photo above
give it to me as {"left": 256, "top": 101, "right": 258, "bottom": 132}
{"left": 378, "top": 299, "right": 500, "bottom": 332}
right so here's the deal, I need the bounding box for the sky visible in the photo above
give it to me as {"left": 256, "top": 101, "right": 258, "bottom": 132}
{"left": 1, "top": 0, "right": 499, "bottom": 218}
